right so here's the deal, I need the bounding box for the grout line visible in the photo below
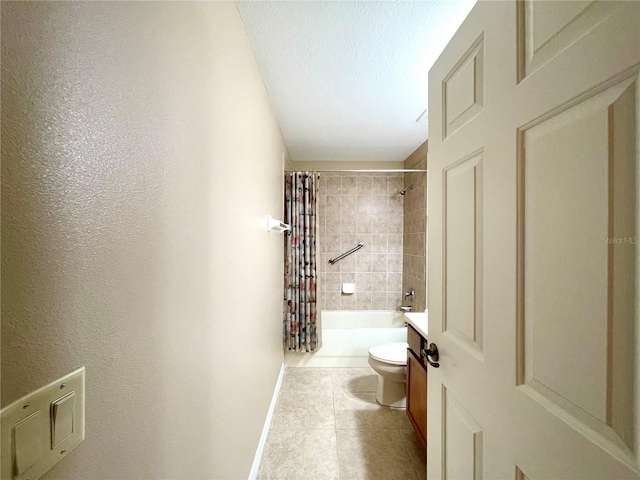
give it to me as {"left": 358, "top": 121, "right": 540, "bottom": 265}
{"left": 402, "top": 428, "right": 426, "bottom": 480}
{"left": 398, "top": 429, "right": 422, "bottom": 480}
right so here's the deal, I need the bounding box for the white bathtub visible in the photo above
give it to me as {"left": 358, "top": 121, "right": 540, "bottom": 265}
{"left": 285, "top": 310, "right": 407, "bottom": 367}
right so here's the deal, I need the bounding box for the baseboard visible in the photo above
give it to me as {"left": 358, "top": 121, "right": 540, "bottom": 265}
{"left": 248, "top": 362, "right": 285, "bottom": 480}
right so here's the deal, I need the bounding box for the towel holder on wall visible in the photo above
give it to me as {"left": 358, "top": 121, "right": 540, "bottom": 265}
{"left": 267, "top": 215, "right": 290, "bottom": 233}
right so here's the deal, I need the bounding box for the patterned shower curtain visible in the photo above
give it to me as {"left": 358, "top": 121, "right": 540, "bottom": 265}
{"left": 284, "top": 172, "right": 319, "bottom": 352}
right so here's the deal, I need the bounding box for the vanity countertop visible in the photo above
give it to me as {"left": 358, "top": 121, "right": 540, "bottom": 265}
{"left": 404, "top": 311, "right": 428, "bottom": 339}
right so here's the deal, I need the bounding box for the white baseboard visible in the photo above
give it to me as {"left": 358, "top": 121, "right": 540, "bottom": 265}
{"left": 248, "top": 362, "right": 285, "bottom": 480}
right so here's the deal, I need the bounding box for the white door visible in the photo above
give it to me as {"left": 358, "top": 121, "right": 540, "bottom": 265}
{"left": 427, "top": 0, "right": 640, "bottom": 478}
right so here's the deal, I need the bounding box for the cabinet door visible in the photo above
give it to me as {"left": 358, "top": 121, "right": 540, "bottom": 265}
{"left": 407, "top": 349, "right": 427, "bottom": 447}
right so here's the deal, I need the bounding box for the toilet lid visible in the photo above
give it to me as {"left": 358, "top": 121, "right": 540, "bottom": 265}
{"left": 369, "top": 342, "right": 408, "bottom": 366}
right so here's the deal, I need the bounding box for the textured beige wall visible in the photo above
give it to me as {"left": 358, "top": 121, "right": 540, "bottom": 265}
{"left": 402, "top": 141, "right": 428, "bottom": 312}
{"left": 1, "top": 2, "right": 286, "bottom": 479}
{"left": 317, "top": 173, "right": 405, "bottom": 311}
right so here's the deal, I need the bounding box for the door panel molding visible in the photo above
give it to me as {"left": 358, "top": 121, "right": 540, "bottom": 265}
{"left": 442, "top": 34, "right": 485, "bottom": 140}
{"left": 516, "top": 74, "right": 638, "bottom": 466}
{"left": 517, "top": 0, "right": 623, "bottom": 82}
{"left": 442, "top": 385, "right": 484, "bottom": 480}
{"left": 515, "top": 466, "right": 529, "bottom": 480}
{"left": 442, "top": 149, "right": 484, "bottom": 361}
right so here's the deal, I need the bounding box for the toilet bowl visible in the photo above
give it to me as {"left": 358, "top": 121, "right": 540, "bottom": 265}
{"left": 367, "top": 341, "right": 408, "bottom": 408}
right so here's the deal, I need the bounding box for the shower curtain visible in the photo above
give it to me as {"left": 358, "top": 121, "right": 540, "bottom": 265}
{"left": 284, "top": 172, "right": 319, "bottom": 352}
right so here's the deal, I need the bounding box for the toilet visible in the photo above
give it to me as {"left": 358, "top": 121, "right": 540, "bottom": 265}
{"left": 367, "top": 341, "right": 408, "bottom": 408}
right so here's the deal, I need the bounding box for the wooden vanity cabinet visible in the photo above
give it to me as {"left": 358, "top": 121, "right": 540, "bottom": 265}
{"left": 406, "top": 324, "right": 427, "bottom": 447}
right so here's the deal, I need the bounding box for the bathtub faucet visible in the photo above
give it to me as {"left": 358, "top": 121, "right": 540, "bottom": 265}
{"left": 398, "top": 305, "right": 412, "bottom": 313}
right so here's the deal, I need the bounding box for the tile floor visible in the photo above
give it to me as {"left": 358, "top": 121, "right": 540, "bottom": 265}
{"left": 257, "top": 367, "right": 426, "bottom": 480}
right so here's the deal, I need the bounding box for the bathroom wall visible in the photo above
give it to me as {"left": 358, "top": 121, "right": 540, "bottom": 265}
{"left": 2, "top": 3, "right": 286, "bottom": 479}
{"left": 316, "top": 172, "right": 405, "bottom": 311}
{"left": 402, "top": 141, "right": 428, "bottom": 312}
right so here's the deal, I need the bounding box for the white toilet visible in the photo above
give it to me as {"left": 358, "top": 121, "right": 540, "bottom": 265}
{"left": 367, "top": 341, "right": 408, "bottom": 408}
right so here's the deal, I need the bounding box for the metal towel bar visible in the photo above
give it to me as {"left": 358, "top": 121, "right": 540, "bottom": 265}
{"left": 328, "top": 243, "right": 364, "bottom": 265}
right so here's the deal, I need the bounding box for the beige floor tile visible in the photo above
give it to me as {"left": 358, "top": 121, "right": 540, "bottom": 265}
{"left": 334, "top": 390, "right": 396, "bottom": 429}
{"left": 282, "top": 367, "right": 334, "bottom": 393}
{"left": 399, "top": 429, "right": 426, "bottom": 480}
{"left": 271, "top": 389, "right": 335, "bottom": 430}
{"left": 390, "top": 408, "right": 413, "bottom": 430}
{"left": 331, "top": 368, "right": 378, "bottom": 394}
{"left": 336, "top": 429, "right": 418, "bottom": 480}
{"left": 258, "top": 429, "right": 339, "bottom": 480}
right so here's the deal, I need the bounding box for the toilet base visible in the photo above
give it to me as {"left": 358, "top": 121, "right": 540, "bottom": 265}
{"left": 375, "top": 376, "right": 406, "bottom": 408}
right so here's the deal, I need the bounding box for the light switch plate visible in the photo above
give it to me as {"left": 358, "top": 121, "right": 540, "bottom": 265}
{"left": 1, "top": 367, "right": 85, "bottom": 480}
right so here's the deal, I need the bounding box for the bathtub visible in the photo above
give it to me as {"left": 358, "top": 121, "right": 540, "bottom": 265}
{"left": 285, "top": 310, "right": 407, "bottom": 367}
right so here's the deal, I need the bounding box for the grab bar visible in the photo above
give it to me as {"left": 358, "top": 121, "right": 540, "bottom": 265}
{"left": 328, "top": 243, "right": 364, "bottom": 265}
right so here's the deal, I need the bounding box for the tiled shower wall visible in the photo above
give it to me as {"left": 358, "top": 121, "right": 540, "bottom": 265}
{"left": 317, "top": 173, "right": 405, "bottom": 311}
{"left": 402, "top": 158, "right": 427, "bottom": 312}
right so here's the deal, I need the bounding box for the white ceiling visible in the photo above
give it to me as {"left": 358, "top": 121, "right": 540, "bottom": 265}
{"left": 236, "top": 0, "right": 477, "bottom": 162}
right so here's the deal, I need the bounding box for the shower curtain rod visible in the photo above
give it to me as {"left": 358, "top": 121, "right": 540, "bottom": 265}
{"left": 284, "top": 169, "right": 427, "bottom": 173}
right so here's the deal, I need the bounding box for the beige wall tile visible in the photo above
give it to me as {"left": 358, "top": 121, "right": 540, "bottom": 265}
{"left": 341, "top": 272, "right": 356, "bottom": 286}
{"left": 318, "top": 172, "right": 406, "bottom": 311}
{"left": 341, "top": 293, "right": 357, "bottom": 310}
{"left": 400, "top": 167, "right": 427, "bottom": 312}
{"left": 356, "top": 254, "right": 372, "bottom": 272}
{"left": 388, "top": 234, "right": 403, "bottom": 254}
{"left": 356, "top": 215, "right": 373, "bottom": 234}
{"left": 371, "top": 234, "right": 388, "bottom": 253}
{"left": 387, "top": 272, "right": 402, "bottom": 292}
{"left": 325, "top": 176, "right": 342, "bottom": 196}
{"left": 386, "top": 292, "right": 402, "bottom": 310}
{"left": 325, "top": 273, "right": 341, "bottom": 292}
{"left": 342, "top": 176, "right": 357, "bottom": 193}
{"left": 342, "top": 195, "right": 357, "bottom": 213}
{"left": 325, "top": 214, "right": 341, "bottom": 233}
{"left": 356, "top": 176, "right": 373, "bottom": 195}
{"left": 326, "top": 292, "right": 341, "bottom": 310}
{"left": 326, "top": 195, "right": 342, "bottom": 214}
{"left": 356, "top": 234, "right": 372, "bottom": 248}
{"left": 371, "top": 273, "right": 386, "bottom": 292}
{"left": 388, "top": 254, "right": 403, "bottom": 272}
{"left": 388, "top": 195, "right": 404, "bottom": 214}
{"left": 371, "top": 293, "right": 387, "bottom": 310}
{"left": 387, "top": 176, "right": 404, "bottom": 195}
{"left": 372, "top": 176, "right": 387, "bottom": 195}
{"left": 371, "top": 253, "right": 388, "bottom": 273}
{"left": 341, "top": 234, "right": 358, "bottom": 250}
{"left": 388, "top": 214, "right": 403, "bottom": 234}
{"left": 326, "top": 234, "right": 341, "bottom": 252}
{"left": 356, "top": 273, "right": 372, "bottom": 292}
{"left": 357, "top": 291, "right": 372, "bottom": 310}
{"left": 340, "top": 254, "right": 357, "bottom": 273}
{"left": 372, "top": 215, "right": 388, "bottom": 233}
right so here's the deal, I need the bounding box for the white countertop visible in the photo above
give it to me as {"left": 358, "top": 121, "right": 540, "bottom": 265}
{"left": 404, "top": 311, "right": 428, "bottom": 339}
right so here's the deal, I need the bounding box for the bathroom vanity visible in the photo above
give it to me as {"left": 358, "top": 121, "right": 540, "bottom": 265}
{"left": 404, "top": 312, "right": 429, "bottom": 448}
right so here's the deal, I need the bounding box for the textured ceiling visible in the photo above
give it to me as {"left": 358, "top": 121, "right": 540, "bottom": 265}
{"left": 237, "top": 0, "right": 476, "bottom": 162}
